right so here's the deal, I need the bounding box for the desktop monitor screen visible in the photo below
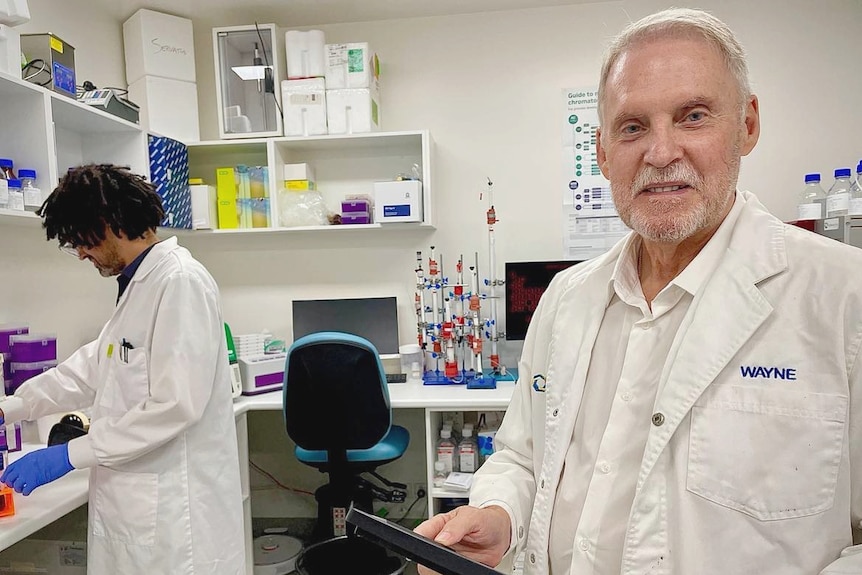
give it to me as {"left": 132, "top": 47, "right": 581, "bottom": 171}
{"left": 291, "top": 297, "right": 400, "bottom": 355}
{"left": 505, "top": 260, "right": 581, "bottom": 340}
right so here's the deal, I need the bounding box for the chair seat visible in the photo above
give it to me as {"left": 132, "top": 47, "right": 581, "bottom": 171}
{"left": 295, "top": 425, "right": 409, "bottom": 465}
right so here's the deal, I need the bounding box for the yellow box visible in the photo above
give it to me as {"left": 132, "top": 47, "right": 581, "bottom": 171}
{"left": 284, "top": 179, "right": 316, "bottom": 191}
{"left": 216, "top": 167, "right": 237, "bottom": 199}
{"left": 217, "top": 198, "right": 238, "bottom": 229}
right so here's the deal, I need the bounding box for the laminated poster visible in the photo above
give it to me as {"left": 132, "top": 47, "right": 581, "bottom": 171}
{"left": 561, "top": 87, "right": 629, "bottom": 259}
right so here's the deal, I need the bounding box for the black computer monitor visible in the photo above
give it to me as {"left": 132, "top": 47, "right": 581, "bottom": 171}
{"left": 291, "top": 296, "right": 400, "bottom": 355}
{"left": 504, "top": 261, "right": 582, "bottom": 340}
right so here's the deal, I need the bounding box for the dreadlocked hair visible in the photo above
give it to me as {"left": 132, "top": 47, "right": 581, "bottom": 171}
{"left": 38, "top": 164, "right": 165, "bottom": 247}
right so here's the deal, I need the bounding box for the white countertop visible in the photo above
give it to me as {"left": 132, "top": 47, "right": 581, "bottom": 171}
{"left": 0, "top": 379, "right": 517, "bottom": 552}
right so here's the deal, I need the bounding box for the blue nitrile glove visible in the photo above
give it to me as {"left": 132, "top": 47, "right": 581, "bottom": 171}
{"left": 1, "top": 444, "right": 74, "bottom": 495}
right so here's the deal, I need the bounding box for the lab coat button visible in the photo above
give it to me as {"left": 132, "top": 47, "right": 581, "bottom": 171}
{"left": 652, "top": 412, "right": 665, "bottom": 426}
{"left": 518, "top": 526, "right": 524, "bottom": 538}
{"left": 529, "top": 553, "right": 536, "bottom": 564}
{"left": 621, "top": 392, "right": 633, "bottom": 402}
{"left": 552, "top": 408, "right": 559, "bottom": 417}
{"left": 541, "top": 479, "right": 545, "bottom": 489}
{"left": 599, "top": 462, "right": 611, "bottom": 474}
{"left": 578, "top": 538, "right": 591, "bottom": 552}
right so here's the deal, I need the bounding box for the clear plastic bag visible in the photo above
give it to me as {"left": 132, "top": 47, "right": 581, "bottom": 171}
{"left": 278, "top": 189, "right": 331, "bottom": 227}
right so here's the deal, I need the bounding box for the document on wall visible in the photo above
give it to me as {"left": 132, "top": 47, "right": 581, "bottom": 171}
{"left": 561, "top": 87, "right": 629, "bottom": 259}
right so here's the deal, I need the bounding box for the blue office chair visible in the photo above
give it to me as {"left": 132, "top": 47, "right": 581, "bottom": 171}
{"left": 284, "top": 332, "right": 410, "bottom": 575}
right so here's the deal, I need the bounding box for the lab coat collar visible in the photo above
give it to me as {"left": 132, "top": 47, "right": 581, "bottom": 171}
{"left": 127, "top": 236, "right": 179, "bottom": 284}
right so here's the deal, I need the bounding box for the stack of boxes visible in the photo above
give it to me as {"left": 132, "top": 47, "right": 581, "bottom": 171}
{"left": 124, "top": 9, "right": 200, "bottom": 143}
{"left": 341, "top": 196, "right": 373, "bottom": 225}
{"left": 325, "top": 42, "right": 380, "bottom": 135}
{"left": 281, "top": 30, "right": 380, "bottom": 136}
{"left": 215, "top": 166, "right": 272, "bottom": 230}
{"left": 8, "top": 332, "right": 57, "bottom": 394}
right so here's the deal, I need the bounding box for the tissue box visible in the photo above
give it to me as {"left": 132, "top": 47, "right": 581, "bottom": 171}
{"left": 325, "top": 42, "right": 378, "bottom": 88}
{"left": 281, "top": 78, "right": 327, "bottom": 136}
{"left": 239, "top": 353, "right": 286, "bottom": 395}
{"left": 373, "top": 180, "right": 423, "bottom": 223}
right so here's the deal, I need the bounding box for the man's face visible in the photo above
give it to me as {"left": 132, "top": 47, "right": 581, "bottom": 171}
{"left": 74, "top": 233, "right": 126, "bottom": 277}
{"left": 596, "top": 36, "right": 759, "bottom": 244}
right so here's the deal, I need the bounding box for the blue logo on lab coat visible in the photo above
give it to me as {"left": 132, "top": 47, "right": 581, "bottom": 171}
{"left": 532, "top": 374, "right": 547, "bottom": 392}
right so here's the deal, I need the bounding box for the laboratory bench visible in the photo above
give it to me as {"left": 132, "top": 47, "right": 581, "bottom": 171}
{"left": 0, "top": 380, "right": 517, "bottom": 573}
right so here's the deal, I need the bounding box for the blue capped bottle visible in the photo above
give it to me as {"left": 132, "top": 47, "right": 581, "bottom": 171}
{"left": 826, "top": 168, "right": 853, "bottom": 218}
{"left": 797, "top": 173, "right": 825, "bottom": 220}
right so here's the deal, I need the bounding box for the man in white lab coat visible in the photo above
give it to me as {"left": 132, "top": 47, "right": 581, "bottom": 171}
{"left": 416, "top": 8, "right": 862, "bottom": 575}
{"left": 0, "top": 164, "right": 245, "bottom": 574}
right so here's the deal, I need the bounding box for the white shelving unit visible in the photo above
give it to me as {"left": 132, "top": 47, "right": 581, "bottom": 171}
{"left": 0, "top": 71, "right": 149, "bottom": 214}
{"left": 186, "top": 129, "right": 434, "bottom": 234}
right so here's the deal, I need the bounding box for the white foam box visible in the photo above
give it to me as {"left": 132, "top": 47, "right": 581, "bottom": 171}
{"left": 325, "top": 42, "right": 378, "bottom": 88}
{"left": 285, "top": 29, "right": 326, "bottom": 79}
{"left": 189, "top": 183, "right": 217, "bottom": 229}
{"left": 128, "top": 76, "right": 200, "bottom": 143}
{"left": 281, "top": 78, "right": 327, "bottom": 136}
{"left": 283, "top": 163, "right": 315, "bottom": 182}
{"left": 325, "top": 81, "right": 380, "bottom": 135}
{"left": 373, "top": 180, "right": 423, "bottom": 223}
{"left": 123, "top": 9, "right": 196, "bottom": 85}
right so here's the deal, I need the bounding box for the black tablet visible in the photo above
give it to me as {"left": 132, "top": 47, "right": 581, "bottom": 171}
{"left": 346, "top": 506, "right": 499, "bottom": 575}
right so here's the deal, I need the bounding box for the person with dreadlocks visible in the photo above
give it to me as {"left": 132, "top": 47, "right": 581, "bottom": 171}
{"left": 0, "top": 164, "right": 245, "bottom": 574}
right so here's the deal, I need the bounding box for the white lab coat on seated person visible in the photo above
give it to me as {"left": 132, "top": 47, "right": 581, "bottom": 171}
{"left": 470, "top": 191, "right": 862, "bottom": 575}
{"left": 0, "top": 237, "right": 245, "bottom": 574}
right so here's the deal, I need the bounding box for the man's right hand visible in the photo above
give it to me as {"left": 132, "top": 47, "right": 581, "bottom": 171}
{"left": 413, "top": 505, "right": 511, "bottom": 575}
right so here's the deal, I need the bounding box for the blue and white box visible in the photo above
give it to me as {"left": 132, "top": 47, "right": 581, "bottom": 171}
{"left": 148, "top": 134, "right": 192, "bottom": 229}
{"left": 373, "top": 180, "right": 422, "bottom": 223}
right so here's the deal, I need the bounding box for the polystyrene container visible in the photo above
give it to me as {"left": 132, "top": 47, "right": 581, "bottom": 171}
{"left": 9, "top": 333, "right": 57, "bottom": 363}
{"left": 0, "top": 324, "right": 28, "bottom": 354}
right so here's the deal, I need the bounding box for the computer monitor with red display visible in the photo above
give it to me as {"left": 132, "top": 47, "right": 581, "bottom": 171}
{"left": 504, "top": 260, "right": 582, "bottom": 340}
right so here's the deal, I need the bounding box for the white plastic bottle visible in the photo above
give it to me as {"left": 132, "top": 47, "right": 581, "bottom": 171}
{"left": 436, "top": 428, "right": 457, "bottom": 474}
{"left": 457, "top": 427, "right": 479, "bottom": 473}
{"left": 849, "top": 161, "right": 862, "bottom": 216}
{"left": 797, "top": 173, "right": 825, "bottom": 220}
{"left": 826, "top": 168, "right": 853, "bottom": 217}
{"left": 18, "top": 170, "right": 41, "bottom": 213}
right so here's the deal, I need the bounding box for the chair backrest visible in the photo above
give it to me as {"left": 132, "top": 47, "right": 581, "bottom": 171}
{"left": 283, "top": 331, "right": 392, "bottom": 455}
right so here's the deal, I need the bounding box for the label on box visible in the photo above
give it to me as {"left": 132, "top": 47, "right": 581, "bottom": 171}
{"left": 348, "top": 48, "right": 364, "bottom": 72}
{"left": 384, "top": 205, "right": 411, "bottom": 217}
{"left": 289, "top": 93, "right": 323, "bottom": 105}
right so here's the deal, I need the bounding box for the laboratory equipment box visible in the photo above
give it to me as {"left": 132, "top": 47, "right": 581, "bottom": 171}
{"left": 123, "top": 9, "right": 196, "bottom": 85}
{"left": 373, "top": 180, "right": 423, "bottom": 223}
{"left": 20, "top": 33, "right": 75, "bottom": 98}
{"left": 148, "top": 134, "right": 192, "bottom": 229}
{"left": 239, "top": 353, "right": 286, "bottom": 395}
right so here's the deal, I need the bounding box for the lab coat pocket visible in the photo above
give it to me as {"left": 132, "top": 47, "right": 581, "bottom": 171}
{"left": 687, "top": 385, "right": 846, "bottom": 521}
{"left": 92, "top": 466, "right": 159, "bottom": 546}
{"left": 98, "top": 347, "right": 150, "bottom": 414}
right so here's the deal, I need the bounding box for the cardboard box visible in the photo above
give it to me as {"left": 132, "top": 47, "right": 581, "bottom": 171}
{"left": 325, "top": 42, "right": 378, "bottom": 88}
{"left": 283, "top": 163, "right": 315, "bottom": 182}
{"left": 285, "top": 29, "right": 325, "bottom": 79}
{"left": 129, "top": 76, "right": 200, "bottom": 143}
{"left": 373, "top": 180, "right": 422, "bottom": 223}
{"left": 123, "top": 9, "right": 196, "bottom": 85}
{"left": 216, "top": 167, "right": 238, "bottom": 229}
{"left": 281, "top": 78, "right": 327, "bottom": 136}
{"left": 148, "top": 134, "right": 191, "bottom": 229}
{"left": 189, "top": 181, "right": 217, "bottom": 230}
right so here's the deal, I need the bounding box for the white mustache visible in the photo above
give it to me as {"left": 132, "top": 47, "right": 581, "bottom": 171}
{"left": 632, "top": 163, "right": 703, "bottom": 195}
